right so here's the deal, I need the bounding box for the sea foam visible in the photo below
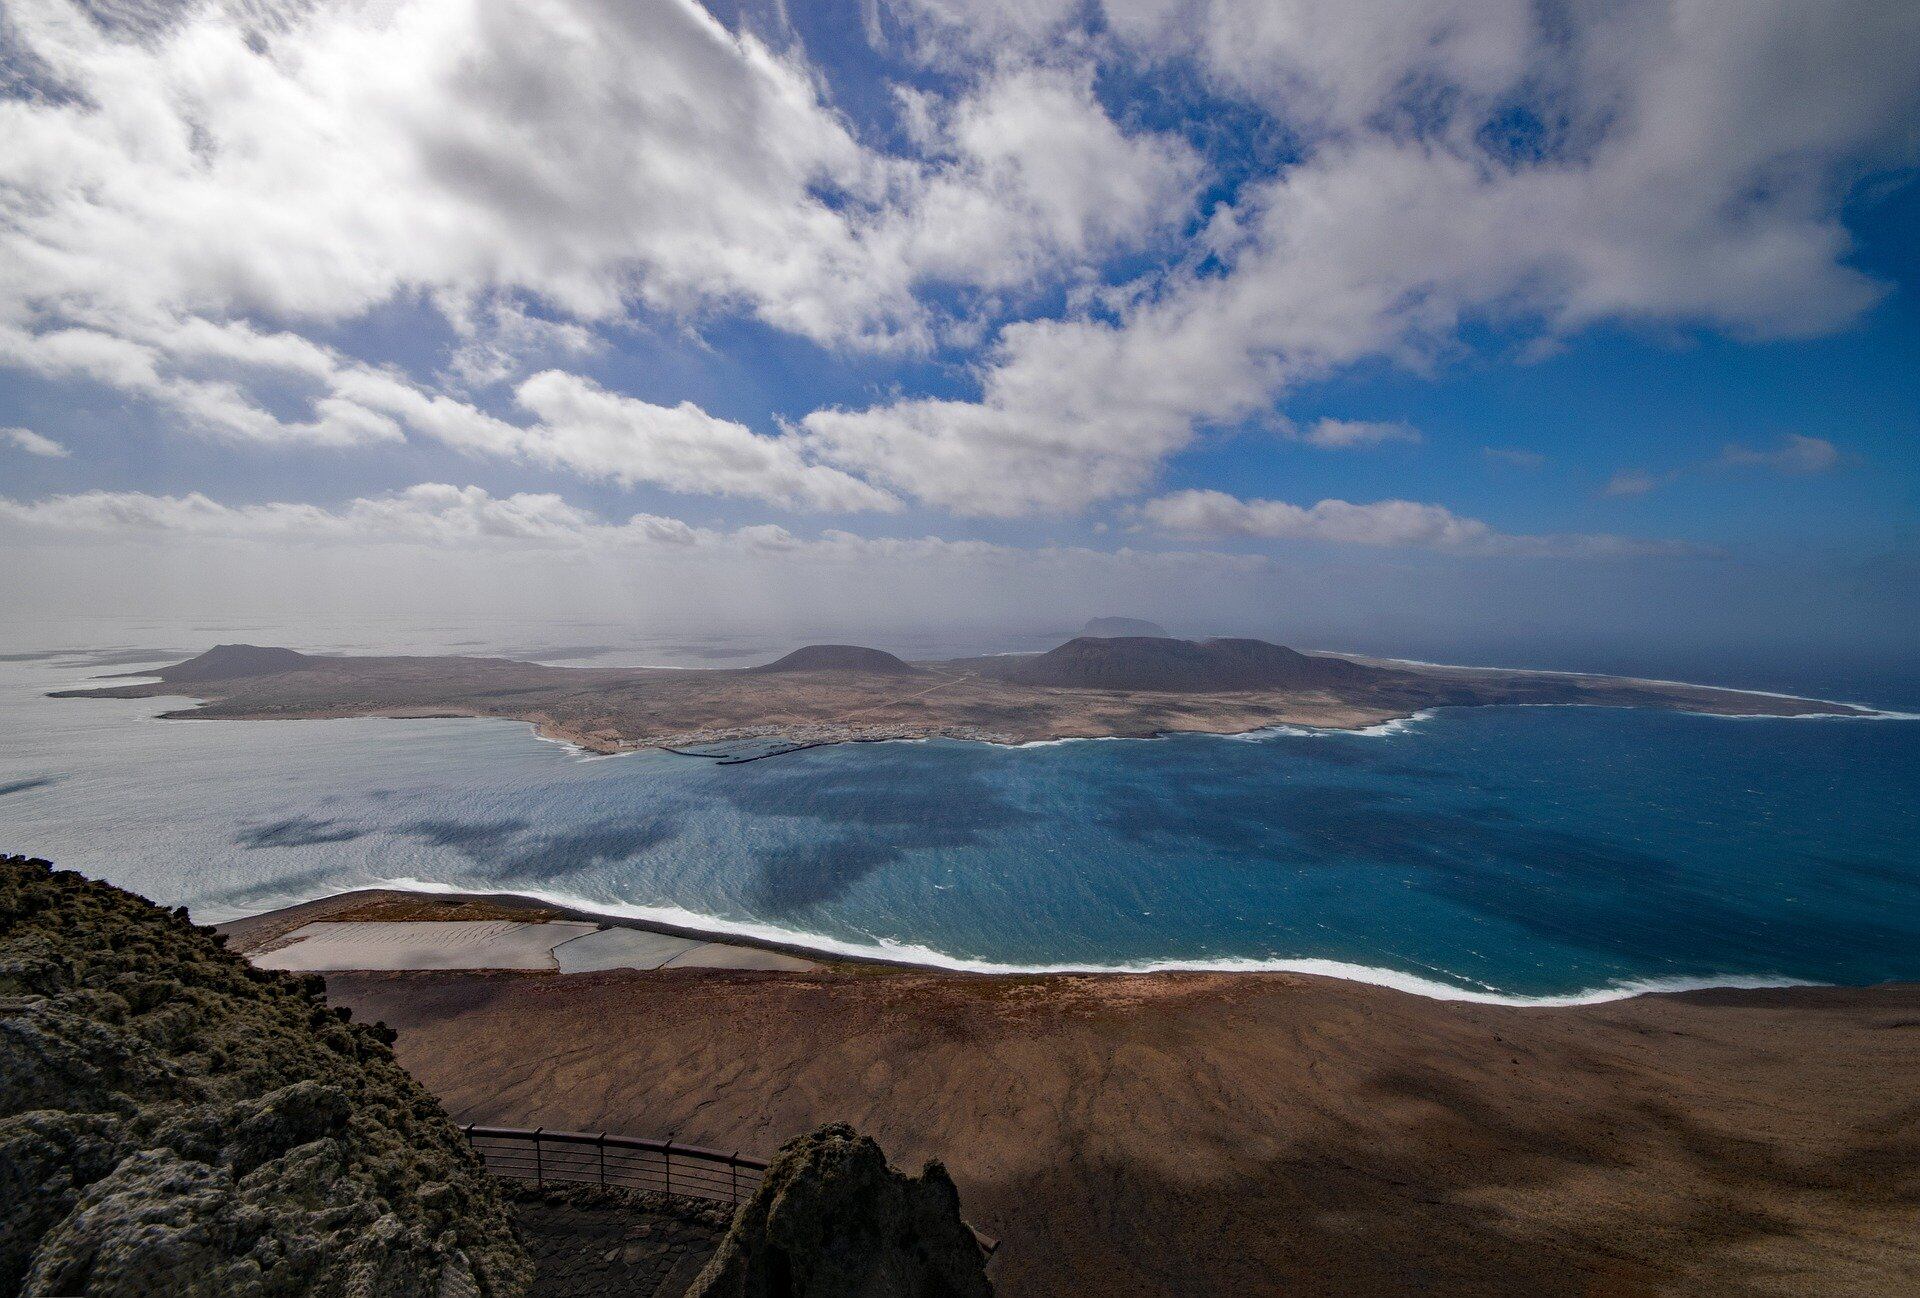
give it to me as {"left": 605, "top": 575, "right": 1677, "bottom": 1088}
{"left": 328, "top": 876, "right": 1814, "bottom": 1008}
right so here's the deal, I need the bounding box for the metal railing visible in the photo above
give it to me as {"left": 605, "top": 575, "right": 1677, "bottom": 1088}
{"left": 463, "top": 1123, "right": 998, "bottom": 1259}
{"left": 462, "top": 1125, "right": 766, "bottom": 1206}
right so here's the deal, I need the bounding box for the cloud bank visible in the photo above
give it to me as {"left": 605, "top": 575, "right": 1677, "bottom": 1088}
{"left": 0, "top": 0, "right": 1912, "bottom": 634}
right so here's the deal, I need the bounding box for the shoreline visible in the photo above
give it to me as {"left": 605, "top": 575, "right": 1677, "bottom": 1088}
{"left": 218, "top": 882, "right": 1831, "bottom": 1007}
{"left": 99, "top": 692, "right": 1908, "bottom": 765}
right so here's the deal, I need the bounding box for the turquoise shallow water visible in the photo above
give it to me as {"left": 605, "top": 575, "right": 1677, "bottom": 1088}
{"left": 3, "top": 648, "right": 1917, "bottom": 1002}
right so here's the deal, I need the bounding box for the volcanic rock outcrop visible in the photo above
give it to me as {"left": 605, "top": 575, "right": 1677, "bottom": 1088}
{"left": 0, "top": 854, "right": 530, "bottom": 1298}
{"left": 687, "top": 1122, "right": 992, "bottom": 1298}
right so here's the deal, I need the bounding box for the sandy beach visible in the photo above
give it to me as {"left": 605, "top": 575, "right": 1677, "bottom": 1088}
{"left": 287, "top": 916, "right": 1920, "bottom": 1297}
{"left": 325, "top": 967, "right": 1920, "bottom": 1296}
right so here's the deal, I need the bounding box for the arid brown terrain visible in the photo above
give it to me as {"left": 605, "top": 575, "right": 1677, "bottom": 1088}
{"left": 54, "top": 637, "right": 1870, "bottom": 753}
{"left": 325, "top": 964, "right": 1920, "bottom": 1298}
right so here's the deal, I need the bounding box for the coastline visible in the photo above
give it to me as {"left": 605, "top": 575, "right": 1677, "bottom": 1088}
{"left": 90, "top": 690, "right": 1904, "bottom": 762}
{"left": 52, "top": 644, "right": 1905, "bottom": 761}
{"left": 1335, "top": 651, "right": 1920, "bottom": 720}
{"left": 218, "top": 883, "right": 1825, "bottom": 1007}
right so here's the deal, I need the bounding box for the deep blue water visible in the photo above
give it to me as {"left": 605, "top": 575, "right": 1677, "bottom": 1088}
{"left": 2, "top": 643, "right": 1917, "bottom": 1003}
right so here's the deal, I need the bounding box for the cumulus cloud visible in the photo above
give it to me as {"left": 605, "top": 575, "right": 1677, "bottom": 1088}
{"left": 876, "top": 64, "right": 1201, "bottom": 307}
{"left": 1720, "top": 434, "right": 1842, "bottom": 475}
{"left": 0, "top": 5, "right": 1197, "bottom": 339}
{"left": 1, "top": 427, "right": 68, "bottom": 457}
{"left": 1484, "top": 447, "right": 1545, "bottom": 470}
{"left": 1139, "top": 488, "right": 1698, "bottom": 558}
{"left": 0, "top": 0, "right": 1907, "bottom": 553}
{"left": 0, "top": 0, "right": 1197, "bottom": 474}
{"left": 0, "top": 484, "right": 1276, "bottom": 587}
{"left": 505, "top": 372, "right": 899, "bottom": 512}
{"left": 1290, "top": 418, "right": 1420, "bottom": 450}
{"left": 806, "top": 0, "right": 1920, "bottom": 514}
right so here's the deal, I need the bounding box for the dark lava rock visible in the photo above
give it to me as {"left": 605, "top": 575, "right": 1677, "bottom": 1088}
{"left": 993, "top": 635, "right": 1376, "bottom": 693}
{"left": 153, "top": 644, "right": 314, "bottom": 683}
{"left": 745, "top": 646, "right": 920, "bottom": 676}
{"left": 686, "top": 1123, "right": 991, "bottom": 1298}
{"left": 0, "top": 854, "right": 530, "bottom": 1297}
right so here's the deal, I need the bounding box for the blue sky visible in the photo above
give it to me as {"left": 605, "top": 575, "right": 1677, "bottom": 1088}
{"left": 1, "top": 0, "right": 1916, "bottom": 665}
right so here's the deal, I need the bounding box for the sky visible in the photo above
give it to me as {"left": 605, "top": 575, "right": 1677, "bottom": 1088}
{"left": 1, "top": 0, "right": 1917, "bottom": 670}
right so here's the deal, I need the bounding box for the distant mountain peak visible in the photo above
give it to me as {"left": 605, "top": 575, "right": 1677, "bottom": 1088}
{"left": 1079, "top": 617, "right": 1171, "bottom": 639}
{"left": 745, "top": 644, "right": 920, "bottom": 675}
{"left": 157, "top": 644, "right": 313, "bottom": 683}
{"left": 994, "top": 635, "right": 1374, "bottom": 693}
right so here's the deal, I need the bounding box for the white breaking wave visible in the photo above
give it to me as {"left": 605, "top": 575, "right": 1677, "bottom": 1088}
{"left": 1697, "top": 707, "right": 1920, "bottom": 721}
{"left": 327, "top": 876, "right": 1813, "bottom": 1007}
{"left": 1338, "top": 652, "right": 1914, "bottom": 718}
{"left": 1223, "top": 711, "right": 1437, "bottom": 740}
{"left": 525, "top": 727, "right": 640, "bottom": 762}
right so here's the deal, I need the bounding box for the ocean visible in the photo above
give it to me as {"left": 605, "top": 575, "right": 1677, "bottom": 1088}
{"left": 3, "top": 623, "right": 1916, "bottom": 1004}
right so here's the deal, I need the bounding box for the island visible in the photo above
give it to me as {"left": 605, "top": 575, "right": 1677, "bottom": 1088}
{"left": 51, "top": 635, "right": 1872, "bottom": 755}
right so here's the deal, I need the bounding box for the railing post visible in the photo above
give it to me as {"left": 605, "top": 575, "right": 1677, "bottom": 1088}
{"left": 597, "top": 1133, "right": 606, "bottom": 1187}
{"left": 662, "top": 1140, "right": 673, "bottom": 1196}
{"left": 533, "top": 1128, "right": 543, "bottom": 1184}
{"left": 730, "top": 1153, "right": 739, "bottom": 1204}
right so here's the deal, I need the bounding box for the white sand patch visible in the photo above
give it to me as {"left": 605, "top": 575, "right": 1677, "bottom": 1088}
{"left": 252, "top": 920, "right": 597, "bottom": 971}
{"left": 551, "top": 926, "right": 701, "bottom": 972}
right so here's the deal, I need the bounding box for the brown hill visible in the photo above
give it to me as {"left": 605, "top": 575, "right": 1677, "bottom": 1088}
{"left": 992, "top": 636, "right": 1378, "bottom": 693}
{"left": 745, "top": 645, "right": 920, "bottom": 676}
{"left": 155, "top": 643, "right": 315, "bottom": 683}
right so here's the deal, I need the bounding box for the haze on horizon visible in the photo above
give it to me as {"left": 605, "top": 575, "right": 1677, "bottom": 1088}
{"left": 2, "top": 0, "right": 1917, "bottom": 673}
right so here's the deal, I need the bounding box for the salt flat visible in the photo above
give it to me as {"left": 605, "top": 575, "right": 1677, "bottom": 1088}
{"left": 252, "top": 919, "right": 598, "bottom": 971}
{"left": 250, "top": 916, "right": 818, "bottom": 973}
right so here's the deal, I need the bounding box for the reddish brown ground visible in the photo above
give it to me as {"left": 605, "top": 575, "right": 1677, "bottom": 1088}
{"left": 325, "top": 967, "right": 1920, "bottom": 1298}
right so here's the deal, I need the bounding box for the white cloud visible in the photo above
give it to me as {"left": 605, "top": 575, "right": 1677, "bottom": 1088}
{"left": 1483, "top": 447, "right": 1545, "bottom": 470}
{"left": 1098, "top": 0, "right": 1537, "bottom": 135}
{"left": 1605, "top": 435, "right": 1843, "bottom": 497}
{"left": 873, "top": 64, "right": 1201, "bottom": 303}
{"left": 0, "top": 484, "right": 596, "bottom": 546}
{"left": 805, "top": 1, "right": 1920, "bottom": 514}
{"left": 1, "top": 427, "right": 69, "bottom": 457}
{"left": 0, "top": 0, "right": 1907, "bottom": 549}
{"left": 507, "top": 372, "right": 899, "bottom": 512}
{"left": 1290, "top": 418, "right": 1420, "bottom": 450}
{"left": 0, "top": 0, "right": 1206, "bottom": 502}
{"left": 1139, "top": 488, "right": 1697, "bottom": 557}
{"left": 0, "top": 0, "right": 1196, "bottom": 359}
{"left": 0, "top": 484, "right": 1275, "bottom": 583}
{"left": 1602, "top": 469, "right": 1665, "bottom": 498}
{"left": 1720, "top": 434, "right": 1842, "bottom": 475}
{"left": 2, "top": 0, "right": 877, "bottom": 340}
